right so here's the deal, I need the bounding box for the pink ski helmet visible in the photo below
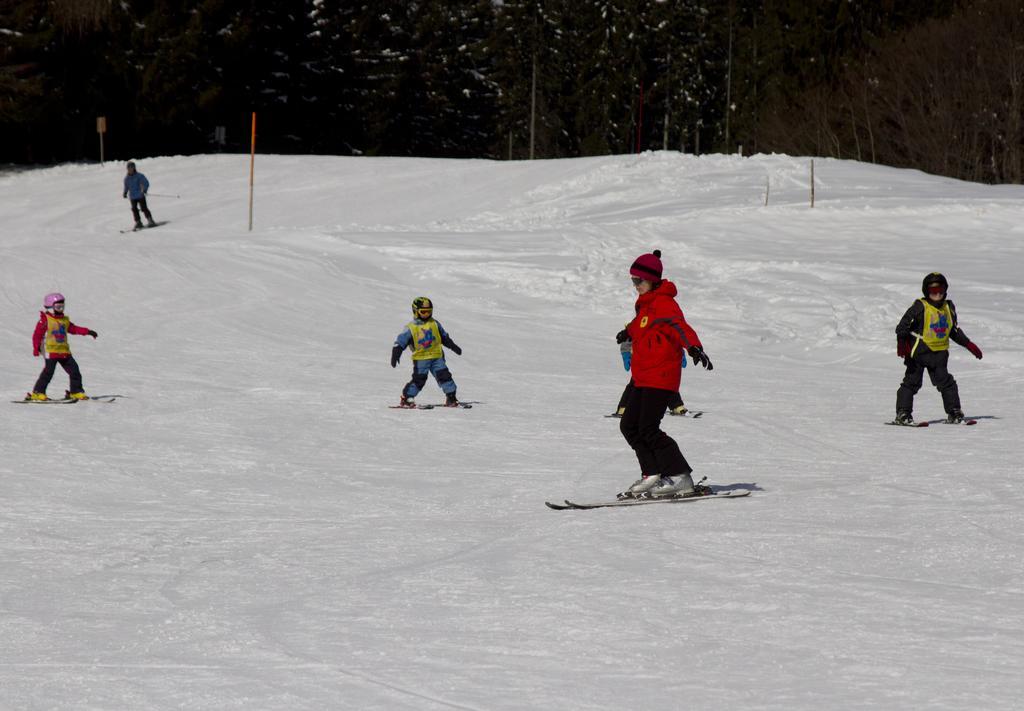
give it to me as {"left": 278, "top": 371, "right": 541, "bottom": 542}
{"left": 43, "top": 292, "right": 65, "bottom": 309}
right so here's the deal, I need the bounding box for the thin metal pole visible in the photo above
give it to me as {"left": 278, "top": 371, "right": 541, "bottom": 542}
{"left": 637, "top": 80, "right": 643, "bottom": 154}
{"left": 725, "top": 11, "right": 733, "bottom": 149}
{"left": 248, "top": 112, "right": 256, "bottom": 231}
{"left": 530, "top": 52, "right": 536, "bottom": 160}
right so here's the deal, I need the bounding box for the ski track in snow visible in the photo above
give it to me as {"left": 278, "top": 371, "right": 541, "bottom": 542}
{"left": 2, "top": 152, "right": 1024, "bottom": 710}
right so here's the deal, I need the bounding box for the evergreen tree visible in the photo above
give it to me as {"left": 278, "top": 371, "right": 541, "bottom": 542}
{"left": 492, "top": 0, "right": 578, "bottom": 159}
{"left": 572, "top": 0, "right": 646, "bottom": 156}
{"left": 404, "top": 0, "right": 499, "bottom": 157}
{"left": 4, "top": 0, "right": 1016, "bottom": 185}
{"left": 645, "top": 1, "right": 726, "bottom": 154}
{"left": 0, "top": 0, "right": 126, "bottom": 162}
{"left": 306, "top": 2, "right": 370, "bottom": 154}
{"left": 131, "top": 0, "right": 317, "bottom": 153}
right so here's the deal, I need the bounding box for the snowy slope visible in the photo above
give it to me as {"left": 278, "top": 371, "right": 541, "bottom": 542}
{"left": 2, "top": 152, "right": 1023, "bottom": 710}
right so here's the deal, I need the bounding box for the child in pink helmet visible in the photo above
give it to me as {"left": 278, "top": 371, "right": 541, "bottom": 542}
{"left": 27, "top": 293, "right": 98, "bottom": 401}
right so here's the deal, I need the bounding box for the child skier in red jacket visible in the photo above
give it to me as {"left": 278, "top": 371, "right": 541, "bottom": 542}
{"left": 27, "top": 293, "right": 98, "bottom": 401}
{"left": 616, "top": 251, "right": 713, "bottom": 499}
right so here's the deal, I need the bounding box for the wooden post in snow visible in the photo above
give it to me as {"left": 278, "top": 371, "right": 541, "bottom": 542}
{"left": 96, "top": 116, "right": 107, "bottom": 164}
{"left": 810, "top": 159, "right": 815, "bottom": 208}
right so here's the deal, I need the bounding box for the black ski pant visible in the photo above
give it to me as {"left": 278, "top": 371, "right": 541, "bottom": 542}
{"left": 33, "top": 356, "right": 83, "bottom": 395}
{"left": 130, "top": 197, "right": 153, "bottom": 224}
{"left": 616, "top": 379, "right": 684, "bottom": 413}
{"left": 620, "top": 385, "right": 692, "bottom": 478}
{"left": 896, "top": 349, "right": 961, "bottom": 415}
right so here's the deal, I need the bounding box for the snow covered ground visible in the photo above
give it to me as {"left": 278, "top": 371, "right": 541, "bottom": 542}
{"left": 2, "top": 151, "right": 1023, "bottom": 710}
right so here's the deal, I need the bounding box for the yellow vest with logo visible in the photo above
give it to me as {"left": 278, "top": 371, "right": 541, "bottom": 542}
{"left": 915, "top": 298, "right": 953, "bottom": 354}
{"left": 44, "top": 313, "right": 72, "bottom": 355}
{"left": 407, "top": 320, "right": 443, "bottom": 360}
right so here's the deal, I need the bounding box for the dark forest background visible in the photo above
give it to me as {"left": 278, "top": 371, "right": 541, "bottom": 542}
{"left": 1, "top": 0, "right": 1021, "bottom": 184}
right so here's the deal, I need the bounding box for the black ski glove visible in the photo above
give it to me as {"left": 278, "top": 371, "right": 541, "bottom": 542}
{"left": 615, "top": 329, "right": 629, "bottom": 344}
{"left": 688, "top": 345, "right": 713, "bottom": 370}
{"left": 87, "top": 330, "right": 98, "bottom": 338}
{"left": 441, "top": 333, "right": 462, "bottom": 355}
{"left": 390, "top": 344, "right": 403, "bottom": 368}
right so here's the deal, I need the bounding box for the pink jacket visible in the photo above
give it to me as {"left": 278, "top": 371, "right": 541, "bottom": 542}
{"left": 32, "top": 311, "right": 91, "bottom": 358}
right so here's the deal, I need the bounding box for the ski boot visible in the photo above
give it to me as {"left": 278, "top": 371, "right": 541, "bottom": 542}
{"left": 444, "top": 392, "right": 460, "bottom": 407}
{"left": 133, "top": 221, "right": 144, "bottom": 231}
{"left": 617, "top": 474, "right": 661, "bottom": 500}
{"left": 668, "top": 405, "right": 688, "bottom": 416}
{"left": 398, "top": 395, "right": 416, "bottom": 409}
{"left": 945, "top": 410, "right": 965, "bottom": 424}
{"left": 146, "top": 219, "right": 157, "bottom": 227}
{"left": 66, "top": 390, "right": 88, "bottom": 401}
{"left": 27, "top": 392, "right": 49, "bottom": 402}
{"left": 893, "top": 411, "right": 915, "bottom": 426}
{"left": 651, "top": 472, "right": 696, "bottom": 498}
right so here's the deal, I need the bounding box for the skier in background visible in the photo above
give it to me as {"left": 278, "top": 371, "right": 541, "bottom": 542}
{"left": 391, "top": 296, "right": 463, "bottom": 407}
{"left": 893, "top": 272, "right": 983, "bottom": 425}
{"left": 123, "top": 161, "right": 157, "bottom": 230}
{"left": 27, "top": 293, "right": 98, "bottom": 401}
{"left": 617, "top": 250, "right": 713, "bottom": 499}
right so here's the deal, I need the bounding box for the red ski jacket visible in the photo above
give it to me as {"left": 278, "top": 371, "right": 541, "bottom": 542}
{"left": 626, "top": 280, "right": 701, "bottom": 391}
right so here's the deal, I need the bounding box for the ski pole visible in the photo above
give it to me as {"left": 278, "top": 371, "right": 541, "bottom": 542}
{"left": 147, "top": 192, "right": 180, "bottom": 198}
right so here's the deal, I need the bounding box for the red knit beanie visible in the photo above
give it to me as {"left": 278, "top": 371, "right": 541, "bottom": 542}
{"left": 630, "top": 250, "right": 663, "bottom": 281}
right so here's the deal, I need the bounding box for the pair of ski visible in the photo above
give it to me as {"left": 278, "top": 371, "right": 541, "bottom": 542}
{"left": 546, "top": 489, "right": 750, "bottom": 510}
{"left": 885, "top": 417, "right": 977, "bottom": 427}
{"left": 605, "top": 410, "right": 704, "bottom": 419}
{"left": 119, "top": 220, "right": 169, "bottom": 234}
{"left": 13, "top": 394, "right": 124, "bottom": 404}
{"left": 389, "top": 401, "right": 476, "bottom": 410}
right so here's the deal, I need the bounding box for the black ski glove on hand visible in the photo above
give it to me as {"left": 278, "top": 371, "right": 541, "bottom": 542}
{"left": 87, "top": 330, "right": 98, "bottom": 338}
{"left": 615, "top": 329, "right": 629, "bottom": 344}
{"left": 390, "top": 344, "right": 403, "bottom": 368}
{"left": 441, "top": 333, "right": 462, "bottom": 355}
{"left": 688, "top": 345, "right": 713, "bottom": 370}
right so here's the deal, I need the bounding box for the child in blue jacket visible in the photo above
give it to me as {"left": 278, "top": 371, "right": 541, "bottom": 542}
{"left": 391, "top": 297, "right": 462, "bottom": 407}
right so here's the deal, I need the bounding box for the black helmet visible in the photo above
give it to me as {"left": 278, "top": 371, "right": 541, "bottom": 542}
{"left": 411, "top": 296, "right": 433, "bottom": 320}
{"left": 922, "top": 272, "right": 948, "bottom": 298}
{"left": 126, "top": 161, "right": 136, "bottom": 171}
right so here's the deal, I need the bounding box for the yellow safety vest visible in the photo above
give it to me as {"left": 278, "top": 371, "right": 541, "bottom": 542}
{"left": 913, "top": 298, "right": 953, "bottom": 355}
{"left": 44, "top": 313, "right": 72, "bottom": 355}
{"left": 407, "top": 320, "right": 443, "bottom": 360}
